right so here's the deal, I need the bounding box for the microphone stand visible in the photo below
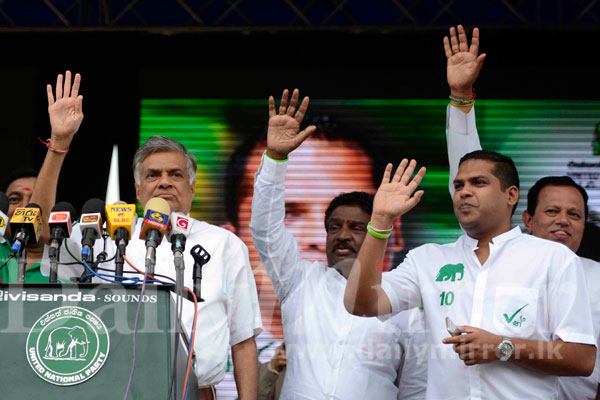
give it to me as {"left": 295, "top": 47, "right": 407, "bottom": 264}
{"left": 79, "top": 246, "right": 95, "bottom": 283}
{"left": 144, "top": 230, "right": 161, "bottom": 278}
{"left": 171, "top": 234, "right": 186, "bottom": 299}
{"left": 16, "top": 246, "right": 28, "bottom": 283}
{"left": 190, "top": 245, "right": 210, "bottom": 303}
{"left": 49, "top": 250, "right": 59, "bottom": 283}
{"left": 114, "top": 240, "right": 126, "bottom": 282}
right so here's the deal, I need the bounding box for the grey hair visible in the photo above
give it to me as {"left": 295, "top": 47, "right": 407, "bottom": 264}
{"left": 133, "top": 136, "right": 197, "bottom": 185}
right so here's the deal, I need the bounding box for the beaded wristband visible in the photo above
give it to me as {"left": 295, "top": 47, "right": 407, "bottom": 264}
{"left": 450, "top": 100, "right": 475, "bottom": 107}
{"left": 367, "top": 222, "right": 392, "bottom": 239}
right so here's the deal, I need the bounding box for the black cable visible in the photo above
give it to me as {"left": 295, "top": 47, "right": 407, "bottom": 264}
{"left": 0, "top": 254, "right": 15, "bottom": 273}
{"left": 96, "top": 266, "right": 177, "bottom": 284}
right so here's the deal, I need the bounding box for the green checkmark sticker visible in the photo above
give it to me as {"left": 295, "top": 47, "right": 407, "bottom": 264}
{"left": 503, "top": 304, "right": 528, "bottom": 324}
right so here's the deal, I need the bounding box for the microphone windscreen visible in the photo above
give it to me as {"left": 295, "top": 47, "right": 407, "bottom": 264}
{"left": 143, "top": 197, "right": 171, "bottom": 215}
{"left": 139, "top": 197, "right": 171, "bottom": 241}
{"left": 0, "top": 192, "right": 8, "bottom": 215}
{"left": 52, "top": 201, "right": 77, "bottom": 220}
{"left": 81, "top": 198, "right": 106, "bottom": 222}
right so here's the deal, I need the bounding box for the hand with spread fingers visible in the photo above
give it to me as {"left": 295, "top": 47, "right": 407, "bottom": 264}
{"left": 443, "top": 25, "right": 486, "bottom": 100}
{"left": 370, "top": 159, "right": 426, "bottom": 228}
{"left": 266, "top": 88, "right": 317, "bottom": 161}
{"left": 442, "top": 325, "right": 502, "bottom": 366}
{"left": 47, "top": 70, "right": 84, "bottom": 151}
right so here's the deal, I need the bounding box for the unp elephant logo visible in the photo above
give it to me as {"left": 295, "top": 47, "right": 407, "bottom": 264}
{"left": 44, "top": 326, "right": 90, "bottom": 361}
{"left": 435, "top": 263, "right": 464, "bottom": 282}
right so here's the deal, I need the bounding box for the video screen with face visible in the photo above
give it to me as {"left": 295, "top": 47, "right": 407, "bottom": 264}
{"left": 139, "top": 98, "right": 600, "bottom": 398}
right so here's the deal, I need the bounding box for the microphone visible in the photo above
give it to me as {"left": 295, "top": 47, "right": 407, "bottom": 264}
{"left": 106, "top": 203, "right": 137, "bottom": 252}
{"left": 9, "top": 203, "right": 42, "bottom": 282}
{"left": 9, "top": 203, "right": 42, "bottom": 257}
{"left": 79, "top": 198, "right": 106, "bottom": 263}
{"left": 49, "top": 202, "right": 76, "bottom": 257}
{"left": 48, "top": 202, "right": 76, "bottom": 283}
{"left": 190, "top": 244, "right": 210, "bottom": 302}
{"left": 106, "top": 203, "right": 137, "bottom": 280}
{"left": 168, "top": 212, "right": 193, "bottom": 297}
{"left": 168, "top": 212, "right": 192, "bottom": 254}
{"left": 0, "top": 192, "right": 9, "bottom": 241}
{"left": 139, "top": 197, "right": 170, "bottom": 277}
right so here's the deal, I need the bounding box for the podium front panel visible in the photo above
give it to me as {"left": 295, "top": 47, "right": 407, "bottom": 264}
{"left": 0, "top": 284, "right": 177, "bottom": 399}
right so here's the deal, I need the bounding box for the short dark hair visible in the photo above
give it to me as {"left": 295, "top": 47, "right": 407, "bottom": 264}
{"left": 224, "top": 114, "right": 383, "bottom": 230}
{"left": 527, "top": 176, "right": 588, "bottom": 220}
{"left": 324, "top": 192, "right": 374, "bottom": 231}
{"left": 459, "top": 150, "right": 520, "bottom": 215}
{"left": 1, "top": 167, "right": 39, "bottom": 193}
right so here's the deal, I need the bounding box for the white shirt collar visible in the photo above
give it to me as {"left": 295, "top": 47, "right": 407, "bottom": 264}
{"left": 464, "top": 225, "right": 522, "bottom": 248}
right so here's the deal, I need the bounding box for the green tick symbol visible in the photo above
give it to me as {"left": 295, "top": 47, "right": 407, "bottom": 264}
{"left": 503, "top": 304, "right": 528, "bottom": 324}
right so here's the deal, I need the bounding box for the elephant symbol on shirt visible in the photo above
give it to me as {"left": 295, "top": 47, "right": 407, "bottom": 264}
{"left": 435, "top": 263, "right": 464, "bottom": 282}
{"left": 44, "top": 326, "right": 89, "bottom": 360}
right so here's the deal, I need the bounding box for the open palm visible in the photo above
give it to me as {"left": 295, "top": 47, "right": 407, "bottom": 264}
{"left": 373, "top": 160, "right": 426, "bottom": 221}
{"left": 444, "top": 25, "right": 486, "bottom": 95}
{"left": 267, "top": 89, "right": 316, "bottom": 159}
{"left": 47, "top": 71, "right": 83, "bottom": 141}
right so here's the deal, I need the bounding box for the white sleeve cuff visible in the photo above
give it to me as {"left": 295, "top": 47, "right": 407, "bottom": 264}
{"left": 255, "top": 153, "right": 288, "bottom": 184}
{"left": 448, "top": 103, "right": 477, "bottom": 136}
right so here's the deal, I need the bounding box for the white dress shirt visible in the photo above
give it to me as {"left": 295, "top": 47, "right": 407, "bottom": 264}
{"left": 382, "top": 226, "right": 596, "bottom": 400}
{"left": 41, "top": 217, "right": 262, "bottom": 386}
{"left": 250, "top": 154, "right": 427, "bottom": 400}
{"left": 447, "top": 103, "right": 600, "bottom": 399}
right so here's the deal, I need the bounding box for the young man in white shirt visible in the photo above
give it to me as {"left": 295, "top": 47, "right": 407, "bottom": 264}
{"left": 444, "top": 24, "right": 600, "bottom": 399}
{"left": 250, "top": 89, "right": 428, "bottom": 400}
{"left": 344, "top": 146, "right": 597, "bottom": 398}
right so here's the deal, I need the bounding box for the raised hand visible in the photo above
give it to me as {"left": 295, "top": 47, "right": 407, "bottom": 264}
{"left": 443, "top": 25, "right": 486, "bottom": 99}
{"left": 371, "top": 159, "right": 426, "bottom": 228}
{"left": 47, "top": 71, "right": 84, "bottom": 150}
{"left": 266, "top": 88, "right": 317, "bottom": 160}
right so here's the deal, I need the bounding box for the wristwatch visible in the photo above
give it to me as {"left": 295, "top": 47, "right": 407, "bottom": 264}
{"left": 496, "top": 336, "right": 514, "bottom": 362}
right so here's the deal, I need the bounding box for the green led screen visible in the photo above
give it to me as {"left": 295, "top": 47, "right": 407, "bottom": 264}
{"left": 140, "top": 99, "right": 600, "bottom": 399}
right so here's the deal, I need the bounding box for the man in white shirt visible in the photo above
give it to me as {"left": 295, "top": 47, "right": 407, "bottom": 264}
{"left": 344, "top": 143, "right": 597, "bottom": 397}
{"left": 41, "top": 135, "right": 262, "bottom": 400}
{"left": 444, "top": 24, "right": 600, "bottom": 399}
{"left": 250, "top": 89, "right": 427, "bottom": 399}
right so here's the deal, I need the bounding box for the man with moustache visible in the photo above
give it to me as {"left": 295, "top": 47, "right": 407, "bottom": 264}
{"left": 250, "top": 89, "right": 426, "bottom": 399}
{"left": 444, "top": 24, "right": 600, "bottom": 399}
{"left": 41, "top": 134, "right": 262, "bottom": 400}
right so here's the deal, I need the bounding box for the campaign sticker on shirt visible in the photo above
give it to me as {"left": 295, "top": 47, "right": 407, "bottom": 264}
{"left": 493, "top": 286, "right": 538, "bottom": 337}
{"left": 26, "top": 306, "right": 110, "bottom": 386}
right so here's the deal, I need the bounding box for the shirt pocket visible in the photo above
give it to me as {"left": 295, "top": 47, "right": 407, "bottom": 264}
{"left": 492, "top": 286, "right": 538, "bottom": 338}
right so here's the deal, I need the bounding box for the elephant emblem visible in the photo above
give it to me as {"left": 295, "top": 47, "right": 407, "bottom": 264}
{"left": 435, "top": 263, "right": 464, "bottom": 282}
{"left": 44, "top": 326, "right": 90, "bottom": 360}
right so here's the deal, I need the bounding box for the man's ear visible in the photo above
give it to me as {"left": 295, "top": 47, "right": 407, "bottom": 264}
{"left": 522, "top": 210, "right": 533, "bottom": 232}
{"left": 507, "top": 185, "right": 519, "bottom": 209}
{"left": 220, "top": 222, "right": 236, "bottom": 234}
{"left": 135, "top": 183, "right": 140, "bottom": 201}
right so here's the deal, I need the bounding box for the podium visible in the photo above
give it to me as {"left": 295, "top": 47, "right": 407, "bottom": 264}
{"left": 0, "top": 283, "right": 198, "bottom": 399}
